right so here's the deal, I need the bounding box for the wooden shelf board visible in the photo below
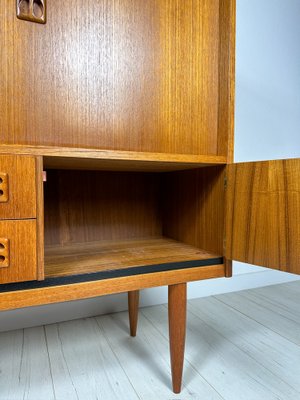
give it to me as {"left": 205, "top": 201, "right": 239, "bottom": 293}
{"left": 0, "top": 145, "right": 227, "bottom": 172}
{"left": 44, "top": 237, "right": 222, "bottom": 278}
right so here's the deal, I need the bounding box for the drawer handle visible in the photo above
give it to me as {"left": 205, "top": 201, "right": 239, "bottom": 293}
{"left": 17, "top": 0, "right": 46, "bottom": 24}
{"left": 0, "top": 238, "right": 10, "bottom": 268}
{"left": 0, "top": 173, "right": 9, "bottom": 203}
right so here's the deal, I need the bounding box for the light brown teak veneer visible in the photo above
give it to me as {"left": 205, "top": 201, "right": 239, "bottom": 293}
{"left": 4, "top": 0, "right": 299, "bottom": 395}
{"left": 0, "top": 155, "right": 37, "bottom": 219}
{"left": 44, "top": 238, "right": 221, "bottom": 277}
{"left": 226, "top": 159, "right": 300, "bottom": 274}
{"left": 0, "top": 0, "right": 231, "bottom": 157}
{"left": 0, "top": 219, "right": 37, "bottom": 283}
{"left": 0, "top": 264, "right": 225, "bottom": 311}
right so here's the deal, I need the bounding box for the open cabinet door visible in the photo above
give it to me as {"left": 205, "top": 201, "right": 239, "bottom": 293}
{"left": 225, "top": 159, "right": 300, "bottom": 274}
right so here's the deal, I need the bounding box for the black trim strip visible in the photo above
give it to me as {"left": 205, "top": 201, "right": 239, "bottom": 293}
{"left": 0, "top": 257, "right": 223, "bottom": 293}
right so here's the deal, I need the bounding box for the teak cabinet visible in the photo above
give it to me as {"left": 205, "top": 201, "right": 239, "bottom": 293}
{"left": 0, "top": 0, "right": 299, "bottom": 394}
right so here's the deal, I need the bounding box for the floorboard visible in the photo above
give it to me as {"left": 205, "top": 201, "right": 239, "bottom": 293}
{"left": 1, "top": 281, "right": 300, "bottom": 400}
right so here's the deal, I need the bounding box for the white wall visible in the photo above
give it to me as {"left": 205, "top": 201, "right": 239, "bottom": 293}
{"left": 1, "top": 0, "right": 300, "bottom": 332}
{"left": 233, "top": 0, "right": 300, "bottom": 278}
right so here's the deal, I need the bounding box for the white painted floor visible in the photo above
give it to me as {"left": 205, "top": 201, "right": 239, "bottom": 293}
{"left": 1, "top": 281, "right": 300, "bottom": 400}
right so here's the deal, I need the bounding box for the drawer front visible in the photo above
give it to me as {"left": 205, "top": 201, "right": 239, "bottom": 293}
{"left": 0, "top": 155, "right": 37, "bottom": 219}
{"left": 0, "top": 220, "right": 37, "bottom": 284}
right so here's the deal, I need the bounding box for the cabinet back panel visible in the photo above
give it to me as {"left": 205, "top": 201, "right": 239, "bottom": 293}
{"left": 44, "top": 170, "right": 162, "bottom": 245}
{"left": 1, "top": 0, "right": 221, "bottom": 155}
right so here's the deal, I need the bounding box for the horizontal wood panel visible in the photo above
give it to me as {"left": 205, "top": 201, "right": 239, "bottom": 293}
{"left": 0, "top": 264, "right": 225, "bottom": 311}
{"left": 0, "top": 155, "right": 37, "bottom": 219}
{"left": 226, "top": 159, "right": 300, "bottom": 274}
{"left": 44, "top": 237, "right": 221, "bottom": 278}
{"left": 0, "top": 146, "right": 227, "bottom": 172}
{"left": 0, "top": 219, "right": 37, "bottom": 284}
{"left": 0, "top": 0, "right": 221, "bottom": 156}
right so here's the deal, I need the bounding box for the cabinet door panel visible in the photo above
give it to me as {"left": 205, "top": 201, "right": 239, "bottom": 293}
{"left": 0, "top": 155, "right": 37, "bottom": 219}
{"left": 226, "top": 159, "right": 300, "bottom": 274}
{"left": 0, "top": 220, "right": 37, "bottom": 284}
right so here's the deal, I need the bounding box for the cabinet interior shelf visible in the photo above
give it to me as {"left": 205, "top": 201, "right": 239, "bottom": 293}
{"left": 44, "top": 237, "right": 223, "bottom": 279}
{"left": 0, "top": 145, "right": 227, "bottom": 172}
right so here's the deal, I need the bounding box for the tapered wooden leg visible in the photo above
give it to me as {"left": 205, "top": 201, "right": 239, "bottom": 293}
{"left": 168, "top": 283, "right": 187, "bottom": 394}
{"left": 128, "top": 290, "right": 139, "bottom": 337}
{"left": 225, "top": 258, "right": 233, "bottom": 278}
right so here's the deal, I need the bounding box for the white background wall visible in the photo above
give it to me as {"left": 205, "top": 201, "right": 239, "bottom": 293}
{"left": 1, "top": 0, "right": 300, "bottom": 332}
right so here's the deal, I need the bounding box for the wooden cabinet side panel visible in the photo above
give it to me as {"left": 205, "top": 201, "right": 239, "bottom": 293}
{"left": 162, "top": 166, "right": 226, "bottom": 256}
{"left": 226, "top": 160, "right": 300, "bottom": 274}
{"left": 217, "top": 0, "right": 236, "bottom": 161}
{"left": 0, "top": 220, "right": 37, "bottom": 284}
{"left": 0, "top": 155, "right": 37, "bottom": 219}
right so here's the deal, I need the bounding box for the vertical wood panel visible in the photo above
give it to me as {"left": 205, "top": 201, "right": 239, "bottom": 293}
{"left": 44, "top": 170, "right": 162, "bottom": 245}
{"left": 226, "top": 159, "right": 300, "bottom": 274}
{"left": 162, "top": 167, "right": 226, "bottom": 255}
{"left": 0, "top": 155, "right": 36, "bottom": 219}
{"left": 36, "top": 156, "right": 44, "bottom": 280}
{"left": 0, "top": 219, "right": 37, "bottom": 284}
{"left": 217, "top": 0, "right": 236, "bottom": 160}
{"left": 0, "top": 0, "right": 221, "bottom": 156}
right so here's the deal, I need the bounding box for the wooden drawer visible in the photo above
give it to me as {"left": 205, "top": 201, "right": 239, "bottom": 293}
{"left": 0, "top": 219, "right": 37, "bottom": 284}
{"left": 0, "top": 155, "right": 37, "bottom": 219}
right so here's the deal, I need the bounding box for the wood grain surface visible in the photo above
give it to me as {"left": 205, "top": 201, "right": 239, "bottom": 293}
{"left": 0, "top": 145, "right": 227, "bottom": 171}
{"left": 162, "top": 166, "right": 226, "bottom": 256}
{"left": 44, "top": 170, "right": 162, "bottom": 246}
{"left": 0, "top": 264, "right": 225, "bottom": 311}
{"left": 128, "top": 290, "right": 139, "bottom": 337}
{"left": 217, "top": 0, "right": 236, "bottom": 161}
{"left": 0, "top": 219, "right": 37, "bottom": 284}
{"left": 0, "top": 0, "right": 227, "bottom": 156}
{"left": 168, "top": 283, "right": 186, "bottom": 393}
{"left": 44, "top": 237, "right": 221, "bottom": 278}
{"left": 0, "top": 155, "right": 36, "bottom": 219}
{"left": 35, "top": 156, "right": 44, "bottom": 280}
{"left": 226, "top": 159, "right": 300, "bottom": 274}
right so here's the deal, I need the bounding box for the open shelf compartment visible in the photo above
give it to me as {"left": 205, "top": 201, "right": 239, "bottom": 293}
{"left": 43, "top": 165, "right": 226, "bottom": 281}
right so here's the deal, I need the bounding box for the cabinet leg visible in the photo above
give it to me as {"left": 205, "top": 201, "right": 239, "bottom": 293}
{"left": 225, "top": 258, "right": 232, "bottom": 278}
{"left": 168, "top": 283, "right": 187, "bottom": 394}
{"left": 128, "top": 290, "right": 139, "bottom": 337}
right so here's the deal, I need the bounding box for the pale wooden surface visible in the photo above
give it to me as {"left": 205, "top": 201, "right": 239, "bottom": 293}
{"left": 226, "top": 159, "right": 300, "bottom": 274}
{"left": 0, "top": 0, "right": 230, "bottom": 157}
{"left": 44, "top": 170, "right": 162, "bottom": 246}
{"left": 35, "top": 156, "right": 45, "bottom": 280}
{"left": 1, "top": 281, "right": 300, "bottom": 399}
{"left": 0, "top": 219, "right": 37, "bottom": 284}
{"left": 168, "top": 283, "right": 187, "bottom": 393}
{"left": 45, "top": 237, "right": 221, "bottom": 277}
{"left": 162, "top": 166, "right": 225, "bottom": 256}
{"left": 0, "top": 155, "right": 37, "bottom": 219}
{"left": 0, "top": 264, "right": 225, "bottom": 311}
{"left": 0, "top": 145, "right": 227, "bottom": 172}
